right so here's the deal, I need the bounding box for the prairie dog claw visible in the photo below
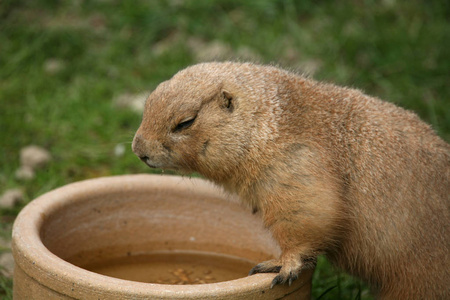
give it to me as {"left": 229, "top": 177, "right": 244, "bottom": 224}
{"left": 249, "top": 256, "right": 317, "bottom": 288}
{"left": 248, "top": 263, "right": 282, "bottom": 276}
{"left": 270, "top": 271, "right": 299, "bottom": 288}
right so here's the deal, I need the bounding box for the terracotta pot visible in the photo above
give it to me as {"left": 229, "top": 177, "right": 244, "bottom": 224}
{"left": 12, "top": 174, "right": 313, "bottom": 299}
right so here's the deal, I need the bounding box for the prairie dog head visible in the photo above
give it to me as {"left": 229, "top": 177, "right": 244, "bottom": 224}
{"left": 132, "top": 62, "right": 282, "bottom": 178}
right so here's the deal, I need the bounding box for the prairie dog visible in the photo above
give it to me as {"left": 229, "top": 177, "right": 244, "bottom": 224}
{"left": 132, "top": 62, "right": 450, "bottom": 299}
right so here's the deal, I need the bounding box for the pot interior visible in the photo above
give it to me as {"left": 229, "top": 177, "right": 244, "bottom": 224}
{"left": 39, "top": 177, "right": 280, "bottom": 284}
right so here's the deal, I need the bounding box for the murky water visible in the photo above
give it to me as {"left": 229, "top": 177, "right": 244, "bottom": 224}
{"left": 83, "top": 251, "right": 256, "bottom": 285}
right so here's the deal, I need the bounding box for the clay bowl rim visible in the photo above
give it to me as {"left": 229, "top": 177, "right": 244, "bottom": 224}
{"left": 12, "top": 174, "right": 280, "bottom": 298}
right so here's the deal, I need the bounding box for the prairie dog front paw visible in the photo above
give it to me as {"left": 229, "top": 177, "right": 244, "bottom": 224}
{"left": 249, "top": 255, "right": 317, "bottom": 288}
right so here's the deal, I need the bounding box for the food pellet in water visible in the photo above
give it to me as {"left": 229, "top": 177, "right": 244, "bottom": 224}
{"left": 83, "top": 251, "right": 256, "bottom": 285}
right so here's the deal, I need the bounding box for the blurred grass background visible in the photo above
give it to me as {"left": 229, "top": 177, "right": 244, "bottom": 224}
{"left": 1, "top": 0, "right": 449, "bottom": 299}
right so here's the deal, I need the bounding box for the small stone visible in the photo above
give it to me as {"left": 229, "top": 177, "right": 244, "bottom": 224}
{"left": 113, "top": 92, "right": 148, "bottom": 114}
{"left": 236, "top": 46, "right": 261, "bottom": 62}
{"left": 43, "top": 58, "right": 65, "bottom": 74}
{"left": 20, "top": 145, "right": 52, "bottom": 170}
{"left": 0, "top": 189, "right": 24, "bottom": 208}
{"left": 152, "top": 32, "right": 182, "bottom": 56}
{"left": 298, "top": 59, "right": 322, "bottom": 76}
{"left": 194, "top": 40, "right": 233, "bottom": 62}
{"left": 114, "top": 144, "right": 126, "bottom": 157}
{"left": 0, "top": 252, "right": 14, "bottom": 277}
{"left": 15, "top": 166, "right": 35, "bottom": 180}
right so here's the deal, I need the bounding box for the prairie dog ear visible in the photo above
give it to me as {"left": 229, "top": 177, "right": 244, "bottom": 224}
{"left": 221, "top": 90, "right": 234, "bottom": 112}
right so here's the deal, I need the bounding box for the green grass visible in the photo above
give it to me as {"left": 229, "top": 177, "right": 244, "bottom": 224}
{"left": 1, "top": 1, "right": 449, "bottom": 299}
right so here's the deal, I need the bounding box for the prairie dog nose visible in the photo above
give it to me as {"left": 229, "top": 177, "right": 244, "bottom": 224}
{"left": 131, "top": 133, "right": 146, "bottom": 157}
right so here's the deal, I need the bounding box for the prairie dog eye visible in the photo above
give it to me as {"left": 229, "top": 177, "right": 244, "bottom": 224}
{"left": 173, "top": 115, "right": 196, "bottom": 132}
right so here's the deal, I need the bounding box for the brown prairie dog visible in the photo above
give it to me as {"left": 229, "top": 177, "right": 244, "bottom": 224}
{"left": 132, "top": 62, "right": 450, "bottom": 299}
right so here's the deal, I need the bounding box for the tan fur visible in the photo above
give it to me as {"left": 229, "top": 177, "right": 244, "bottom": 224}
{"left": 132, "top": 62, "right": 450, "bottom": 299}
